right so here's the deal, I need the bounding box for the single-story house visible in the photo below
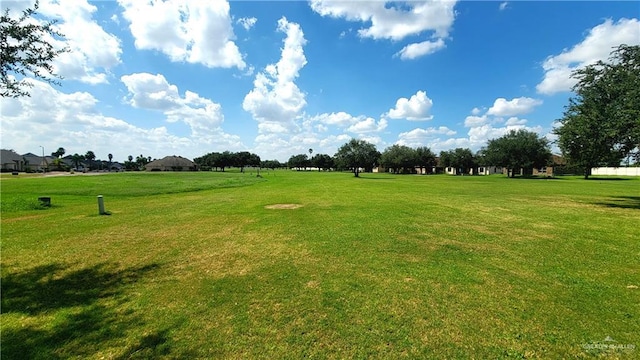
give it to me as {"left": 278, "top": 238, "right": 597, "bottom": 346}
{"left": 533, "top": 155, "right": 566, "bottom": 177}
{"left": 1, "top": 149, "right": 24, "bottom": 171}
{"left": 477, "top": 166, "right": 502, "bottom": 175}
{"left": 23, "top": 152, "right": 53, "bottom": 172}
{"left": 146, "top": 156, "right": 197, "bottom": 171}
{"left": 2, "top": 150, "right": 58, "bottom": 172}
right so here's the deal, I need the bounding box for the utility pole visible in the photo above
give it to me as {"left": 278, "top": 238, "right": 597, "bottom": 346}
{"left": 39, "top": 145, "right": 45, "bottom": 173}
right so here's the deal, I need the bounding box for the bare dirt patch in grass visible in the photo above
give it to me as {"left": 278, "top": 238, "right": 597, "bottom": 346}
{"left": 264, "top": 204, "right": 303, "bottom": 210}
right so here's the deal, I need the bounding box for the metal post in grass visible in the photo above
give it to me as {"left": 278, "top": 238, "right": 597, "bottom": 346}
{"left": 97, "top": 195, "right": 105, "bottom": 215}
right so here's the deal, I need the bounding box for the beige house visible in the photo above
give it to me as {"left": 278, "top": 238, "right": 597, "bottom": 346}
{"left": 533, "top": 155, "right": 566, "bottom": 177}
{"left": 145, "top": 156, "right": 197, "bottom": 171}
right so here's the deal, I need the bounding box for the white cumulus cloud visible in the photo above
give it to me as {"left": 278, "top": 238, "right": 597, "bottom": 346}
{"left": 310, "top": 0, "right": 456, "bottom": 59}
{"left": 121, "top": 73, "right": 235, "bottom": 141}
{"left": 397, "top": 126, "right": 457, "bottom": 147}
{"left": 243, "top": 17, "right": 307, "bottom": 133}
{"left": 310, "top": 112, "right": 360, "bottom": 127}
{"left": 396, "top": 39, "right": 446, "bottom": 60}
{"left": 237, "top": 17, "right": 257, "bottom": 31}
{"left": 17, "top": 0, "right": 124, "bottom": 84}
{"left": 347, "top": 118, "right": 388, "bottom": 133}
{"left": 487, "top": 97, "right": 542, "bottom": 117}
{"left": 537, "top": 18, "right": 640, "bottom": 95}
{"left": 464, "top": 115, "right": 489, "bottom": 128}
{"left": 505, "top": 117, "right": 527, "bottom": 126}
{"left": 118, "top": 0, "right": 245, "bottom": 69}
{"left": 386, "top": 91, "right": 434, "bottom": 120}
{"left": 310, "top": 0, "right": 456, "bottom": 40}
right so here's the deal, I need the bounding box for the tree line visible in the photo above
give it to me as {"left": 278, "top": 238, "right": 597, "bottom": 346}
{"left": 327, "top": 133, "right": 552, "bottom": 178}
{"left": 193, "top": 151, "right": 261, "bottom": 172}
{"left": 45, "top": 147, "right": 153, "bottom": 171}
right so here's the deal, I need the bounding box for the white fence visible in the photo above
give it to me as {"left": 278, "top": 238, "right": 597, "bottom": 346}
{"left": 591, "top": 167, "right": 640, "bottom": 176}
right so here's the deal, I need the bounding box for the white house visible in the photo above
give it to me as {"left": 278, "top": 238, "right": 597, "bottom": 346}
{"left": 591, "top": 167, "right": 640, "bottom": 176}
{"left": 477, "top": 166, "right": 502, "bottom": 175}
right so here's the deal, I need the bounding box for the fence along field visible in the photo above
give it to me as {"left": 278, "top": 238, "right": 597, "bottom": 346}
{"left": 1, "top": 171, "right": 638, "bottom": 358}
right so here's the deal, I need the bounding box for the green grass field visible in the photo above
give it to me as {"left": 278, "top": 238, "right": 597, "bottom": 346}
{"left": 1, "top": 171, "right": 638, "bottom": 359}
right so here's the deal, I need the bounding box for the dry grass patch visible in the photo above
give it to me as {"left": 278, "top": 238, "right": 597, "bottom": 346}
{"left": 264, "top": 203, "right": 303, "bottom": 209}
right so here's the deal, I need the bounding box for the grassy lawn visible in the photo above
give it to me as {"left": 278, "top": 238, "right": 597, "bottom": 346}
{"left": 1, "top": 171, "right": 638, "bottom": 359}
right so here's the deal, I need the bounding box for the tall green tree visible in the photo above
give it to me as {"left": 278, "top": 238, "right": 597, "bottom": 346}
{"left": 483, "top": 129, "right": 551, "bottom": 178}
{"left": 439, "top": 148, "right": 476, "bottom": 175}
{"left": 334, "top": 139, "right": 380, "bottom": 177}
{"left": 1, "top": 0, "right": 69, "bottom": 97}
{"left": 261, "top": 159, "right": 282, "bottom": 170}
{"left": 312, "top": 154, "right": 334, "bottom": 171}
{"left": 85, "top": 150, "right": 95, "bottom": 161}
{"left": 380, "top": 144, "right": 417, "bottom": 174}
{"left": 135, "top": 154, "right": 149, "bottom": 170}
{"left": 415, "top": 146, "right": 436, "bottom": 174}
{"left": 554, "top": 45, "right": 640, "bottom": 178}
{"left": 287, "top": 154, "right": 309, "bottom": 170}
{"left": 218, "top": 151, "right": 233, "bottom": 172}
{"left": 233, "top": 151, "right": 249, "bottom": 172}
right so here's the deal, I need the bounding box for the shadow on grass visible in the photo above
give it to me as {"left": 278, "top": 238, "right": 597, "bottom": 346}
{"left": 357, "top": 175, "right": 394, "bottom": 180}
{"left": 115, "top": 329, "right": 175, "bottom": 360}
{"left": 1, "top": 262, "right": 159, "bottom": 315}
{"left": 504, "top": 176, "right": 565, "bottom": 180}
{"left": 1, "top": 262, "right": 176, "bottom": 359}
{"left": 594, "top": 196, "right": 640, "bottom": 210}
{"left": 586, "top": 177, "right": 632, "bottom": 181}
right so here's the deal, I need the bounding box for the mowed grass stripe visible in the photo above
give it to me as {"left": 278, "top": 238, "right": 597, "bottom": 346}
{"left": 1, "top": 171, "right": 638, "bottom": 358}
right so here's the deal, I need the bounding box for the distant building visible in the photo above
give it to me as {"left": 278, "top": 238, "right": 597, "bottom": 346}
{"left": 477, "top": 166, "right": 502, "bottom": 175}
{"left": 591, "top": 167, "right": 640, "bottom": 176}
{"left": 22, "top": 152, "right": 53, "bottom": 172}
{"left": 145, "top": 156, "right": 197, "bottom": 171}
{"left": 1, "top": 149, "right": 23, "bottom": 171}
{"left": 533, "top": 155, "right": 566, "bottom": 177}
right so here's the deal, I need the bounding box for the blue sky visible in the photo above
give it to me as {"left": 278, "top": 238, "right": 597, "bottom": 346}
{"left": 1, "top": 1, "right": 639, "bottom": 162}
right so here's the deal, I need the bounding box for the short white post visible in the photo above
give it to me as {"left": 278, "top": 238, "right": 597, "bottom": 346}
{"left": 98, "top": 195, "right": 105, "bottom": 215}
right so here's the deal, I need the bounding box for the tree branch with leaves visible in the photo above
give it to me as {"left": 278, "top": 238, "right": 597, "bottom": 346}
{"left": 1, "top": 0, "right": 69, "bottom": 97}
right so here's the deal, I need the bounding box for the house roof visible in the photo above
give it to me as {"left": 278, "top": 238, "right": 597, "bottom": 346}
{"left": 1, "top": 149, "right": 22, "bottom": 164}
{"left": 22, "top": 153, "right": 53, "bottom": 166}
{"left": 146, "top": 155, "right": 196, "bottom": 169}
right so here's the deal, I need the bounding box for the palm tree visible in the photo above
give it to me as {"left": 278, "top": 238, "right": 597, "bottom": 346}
{"left": 85, "top": 150, "right": 96, "bottom": 170}
{"left": 71, "top": 153, "right": 84, "bottom": 170}
{"left": 51, "top": 147, "right": 65, "bottom": 158}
